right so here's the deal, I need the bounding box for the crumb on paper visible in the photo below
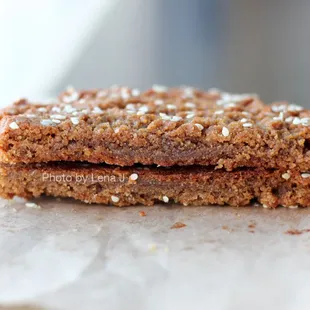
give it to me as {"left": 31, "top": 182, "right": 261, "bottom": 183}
{"left": 222, "top": 225, "right": 234, "bottom": 232}
{"left": 139, "top": 210, "right": 146, "bottom": 217}
{"left": 248, "top": 221, "right": 256, "bottom": 229}
{"left": 25, "top": 202, "right": 41, "bottom": 209}
{"left": 170, "top": 222, "right": 186, "bottom": 229}
{"left": 285, "top": 228, "right": 310, "bottom": 235}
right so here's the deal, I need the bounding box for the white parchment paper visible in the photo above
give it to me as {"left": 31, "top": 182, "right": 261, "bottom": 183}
{"left": 1, "top": 198, "right": 310, "bottom": 310}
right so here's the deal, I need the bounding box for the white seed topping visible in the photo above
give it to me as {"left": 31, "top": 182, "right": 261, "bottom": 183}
{"left": 222, "top": 127, "right": 229, "bottom": 137}
{"left": 208, "top": 87, "right": 221, "bottom": 94}
{"left": 25, "top": 202, "right": 41, "bottom": 209}
{"left": 186, "top": 113, "right": 195, "bottom": 119}
{"left": 9, "top": 122, "right": 19, "bottom": 129}
{"left": 138, "top": 106, "right": 149, "bottom": 113}
{"left": 152, "top": 84, "right": 168, "bottom": 93}
{"left": 216, "top": 99, "right": 228, "bottom": 106}
{"left": 154, "top": 99, "right": 164, "bottom": 105}
{"left": 167, "top": 104, "right": 176, "bottom": 110}
{"left": 110, "top": 93, "right": 120, "bottom": 99}
{"left": 51, "top": 107, "right": 61, "bottom": 113}
{"left": 37, "top": 107, "right": 47, "bottom": 112}
{"left": 301, "top": 173, "right": 310, "bottom": 178}
{"left": 221, "top": 92, "right": 256, "bottom": 102}
{"left": 97, "top": 90, "right": 108, "bottom": 97}
{"left": 282, "top": 172, "right": 291, "bottom": 180}
{"left": 111, "top": 195, "right": 119, "bottom": 203}
{"left": 240, "top": 118, "right": 248, "bottom": 123}
{"left": 26, "top": 114, "right": 36, "bottom": 118}
{"left": 214, "top": 110, "right": 224, "bottom": 115}
{"left": 271, "top": 105, "right": 286, "bottom": 113}
{"left": 285, "top": 116, "right": 293, "bottom": 123}
{"left": 159, "top": 113, "right": 171, "bottom": 120}
{"left": 63, "top": 91, "right": 79, "bottom": 103}
{"left": 92, "top": 106, "right": 103, "bottom": 114}
{"left": 70, "top": 117, "right": 79, "bottom": 125}
{"left": 132, "top": 88, "right": 140, "bottom": 96}
{"left": 183, "top": 87, "right": 194, "bottom": 98}
{"left": 293, "top": 117, "right": 310, "bottom": 126}
{"left": 40, "top": 119, "right": 54, "bottom": 126}
{"left": 129, "top": 173, "right": 139, "bottom": 181}
{"left": 163, "top": 196, "right": 169, "bottom": 203}
{"left": 126, "top": 104, "right": 136, "bottom": 110}
{"left": 171, "top": 116, "right": 182, "bottom": 122}
{"left": 121, "top": 88, "right": 130, "bottom": 100}
{"left": 63, "top": 105, "right": 76, "bottom": 113}
{"left": 224, "top": 102, "right": 236, "bottom": 108}
{"left": 288, "top": 103, "right": 303, "bottom": 112}
{"left": 184, "top": 102, "right": 196, "bottom": 109}
{"left": 288, "top": 205, "right": 298, "bottom": 209}
{"left": 50, "top": 114, "right": 66, "bottom": 120}
{"left": 273, "top": 112, "right": 284, "bottom": 121}
{"left": 242, "top": 123, "right": 252, "bottom": 128}
{"left": 262, "top": 204, "right": 270, "bottom": 209}
{"left": 195, "top": 123, "right": 204, "bottom": 130}
{"left": 51, "top": 119, "right": 61, "bottom": 124}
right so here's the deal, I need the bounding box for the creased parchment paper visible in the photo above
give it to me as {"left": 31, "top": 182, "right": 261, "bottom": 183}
{"left": 1, "top": 198, "right": 310, "bottom": 310}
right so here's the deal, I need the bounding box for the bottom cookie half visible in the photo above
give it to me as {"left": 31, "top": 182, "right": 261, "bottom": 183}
{"left": 0, "top": 163, "right": 309, "bottom": 208}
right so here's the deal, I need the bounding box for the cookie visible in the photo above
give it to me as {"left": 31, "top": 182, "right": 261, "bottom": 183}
{"left": 1, "top": 86, "right": 310, "bottom": 170}
{"left": 0, "top": 162, "right": 309, "bottom": 208}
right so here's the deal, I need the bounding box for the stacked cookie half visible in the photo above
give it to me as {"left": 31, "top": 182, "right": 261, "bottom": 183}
{"left": 0, "top": 85, "right": 310, "bottom": 208}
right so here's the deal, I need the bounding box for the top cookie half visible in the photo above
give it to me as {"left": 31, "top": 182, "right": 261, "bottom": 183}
{"left": 0, "top": 85, "right": 310, "bottom": 171}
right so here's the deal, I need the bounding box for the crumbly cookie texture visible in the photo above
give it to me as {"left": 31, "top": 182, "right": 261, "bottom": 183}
{"left": 1, "top": 85, "right": 310, "bottom": 170}
{"left": 0, "top": 162, "right": 309, "bottom": 208}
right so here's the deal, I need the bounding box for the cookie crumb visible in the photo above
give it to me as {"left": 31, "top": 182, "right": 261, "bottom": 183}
{"left": 25, "top": 202, "right": 41, "bottom": 209}
{"left": 285, "top": 229, "right": 303, "bottom": 235}
{"left": 248, "top": 221, "right": 256, "bottom": 229}
{"left": 139, "top": 210, "right": 146, "bottom": 217}
{"left": 285, "top": 228, "right": 310, "bottom": 235}
{"left": 171, "top": 222, "right": 186, "bottom": 229}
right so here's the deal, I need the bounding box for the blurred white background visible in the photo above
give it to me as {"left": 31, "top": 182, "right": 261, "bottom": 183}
{"left": 2, "top": 0, "right": 310, "bottom": 107}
